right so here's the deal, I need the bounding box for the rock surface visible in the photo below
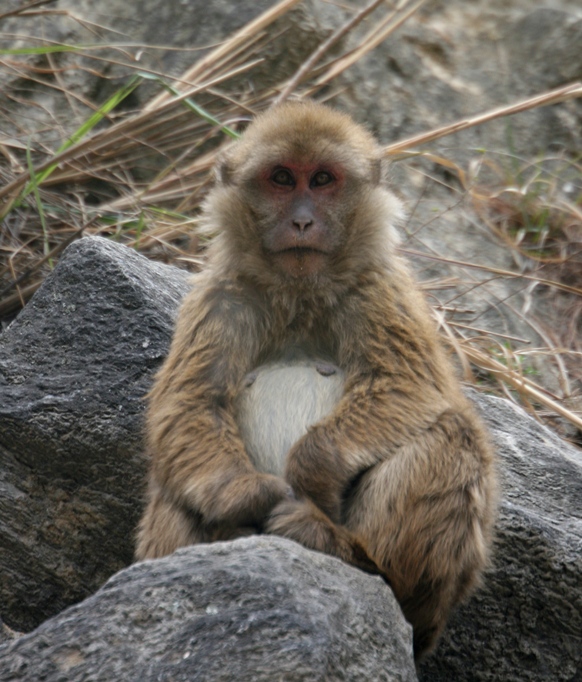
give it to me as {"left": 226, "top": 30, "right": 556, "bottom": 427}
{"left": 0, "top": 237, "right": 190, "bottom": 631}
{"left": 3, "top": 1, "right": 579, "bottom": 155}
{"left": 0, "top": 536, "right": 417, "bottom": 682}
{"left": 0, "top": 237, "right": 581, "bottom": 680}
{"left": 0, "top": 0, "right": 343, "bottom": 140}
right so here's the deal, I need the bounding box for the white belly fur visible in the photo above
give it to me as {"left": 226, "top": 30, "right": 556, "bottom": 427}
{"left": 234, "top": 360, "right": 345, "bottom": 476}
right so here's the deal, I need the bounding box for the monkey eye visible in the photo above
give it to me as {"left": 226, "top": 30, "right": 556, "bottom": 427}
{"left": 310, "top": 170, "right": 334, "bottom": 188}
{"left": 270, "top": 168, "right": 295, "bottom": 187}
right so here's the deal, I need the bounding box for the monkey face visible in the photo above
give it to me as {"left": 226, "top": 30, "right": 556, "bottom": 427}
{"left": 252, "top": 159, "right": 350, "bottom": 278}
{"left": 226, "top": 147, "right": 377, "bottom": 283}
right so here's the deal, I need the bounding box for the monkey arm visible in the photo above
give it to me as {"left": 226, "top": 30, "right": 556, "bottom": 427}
{"left": 285, "top": 380, "right": 460, "bottom": 523}
{"left": 284, "top": 276, "right": 457, "bottom": 520}
{"left": 147, "top": 287, "right": 289, "bottom": 529}
{"left": 282, "top": 386, "right": 380, "bottom": 521}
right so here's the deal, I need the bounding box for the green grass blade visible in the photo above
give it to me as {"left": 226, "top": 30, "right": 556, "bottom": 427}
{"left": 25, "top": 144, "right": 53, "bottom": 268}
{"left": 19, "top": 76, "right": 143, "bottom": 199}
{"left": 137, "top": 72, "right": 240, "bottom": 139}
{"left": 0, "top": 44, "right": 83, "bottom": 56}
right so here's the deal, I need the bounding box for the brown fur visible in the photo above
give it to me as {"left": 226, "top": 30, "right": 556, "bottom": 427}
{"left": 135, "top": 101, "right": 497, "bottom": 660}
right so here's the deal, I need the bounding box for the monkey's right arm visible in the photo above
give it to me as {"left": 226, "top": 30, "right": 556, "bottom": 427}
{"left": 146, "top": 286, "right": 289, "bottom": 530}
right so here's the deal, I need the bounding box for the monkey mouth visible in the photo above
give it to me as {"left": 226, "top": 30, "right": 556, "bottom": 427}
{"left": 270, "top": 247, "right": 329, "bottom": 278}
{"left": 277, "top": 246, "right": 326, "bottom": 256}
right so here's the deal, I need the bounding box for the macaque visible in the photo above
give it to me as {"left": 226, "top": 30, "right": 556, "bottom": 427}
{"left": 135, "top": 100, "right": 497, "bottom": 659}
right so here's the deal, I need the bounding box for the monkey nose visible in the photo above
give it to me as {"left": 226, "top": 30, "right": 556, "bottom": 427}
{"left": 292, "top": 217, "right": 314, "bottom": 232}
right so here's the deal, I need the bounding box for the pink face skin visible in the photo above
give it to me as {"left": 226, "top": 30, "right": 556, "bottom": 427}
{"left": 259, "top": 161, "right": 346, "bottom": 278}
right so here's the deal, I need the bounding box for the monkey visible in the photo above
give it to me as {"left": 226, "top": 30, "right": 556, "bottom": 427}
{"left": 135, "top": 100, "right": 498, "bottom": 660}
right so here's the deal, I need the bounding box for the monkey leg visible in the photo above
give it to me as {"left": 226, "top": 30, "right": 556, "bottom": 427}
{"left": 343, "top": 418, "right": 495, "bottom": 660}
{"left": 135, "top": 482, "right": 201, "bottom": 560}
{"left": 264, "top": 497, "right": 384, "bottom": 578}
{"left": 398, "top": 567, "right": 476, "bottom": 661}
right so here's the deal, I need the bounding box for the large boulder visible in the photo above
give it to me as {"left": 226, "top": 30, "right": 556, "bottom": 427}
{"left": 0, "top": 237, "right": 190, "bottom": 631}
{"left": 0, "top": 536, "right": 417, "bottom": 682}
{"left": 0, "top": 237, "right": 580, "bottom": 680}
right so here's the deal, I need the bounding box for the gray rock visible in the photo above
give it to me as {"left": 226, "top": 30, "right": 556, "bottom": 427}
{"left": 420, "top": 393, "right": 582, "bottom": 681}
{"left": 5, "top": 1, "right": 579, "bottom": 158}
{"left": 341, "top": 3, "right": 582, "bottom": 156}
{"left": 0, "top": 536, "right": 417, "bottom": 682}
{"left": 0, "top": 237, "right": 191, "bottom": 631}
{"left": 507, "top": 9, "right": 582, "bottom": 91}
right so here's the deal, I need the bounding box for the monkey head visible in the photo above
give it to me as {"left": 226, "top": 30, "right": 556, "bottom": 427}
{"left": 201, "top": 101, "right": 403, "bottom": 289}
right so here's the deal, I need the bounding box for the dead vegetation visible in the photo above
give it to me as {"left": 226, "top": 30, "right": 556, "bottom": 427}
{"left": 1, "top": 0, "right": 581, "bottom": 439}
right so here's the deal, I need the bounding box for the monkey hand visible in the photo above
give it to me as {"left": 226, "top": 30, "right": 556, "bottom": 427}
{"left": 202, "top": 471, "right": 290, "bottom": 529}
{"left": 264, "top": 498, "right": 385, "bottom": 579}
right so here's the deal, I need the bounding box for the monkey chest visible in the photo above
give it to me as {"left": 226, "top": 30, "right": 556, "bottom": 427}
{"left": 234, "top": 360, "right": 345, "bottom": 476}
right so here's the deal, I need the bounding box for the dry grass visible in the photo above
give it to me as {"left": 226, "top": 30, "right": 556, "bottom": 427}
{"left": 1, "top": 0, "right": 581, "bottom": 439}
